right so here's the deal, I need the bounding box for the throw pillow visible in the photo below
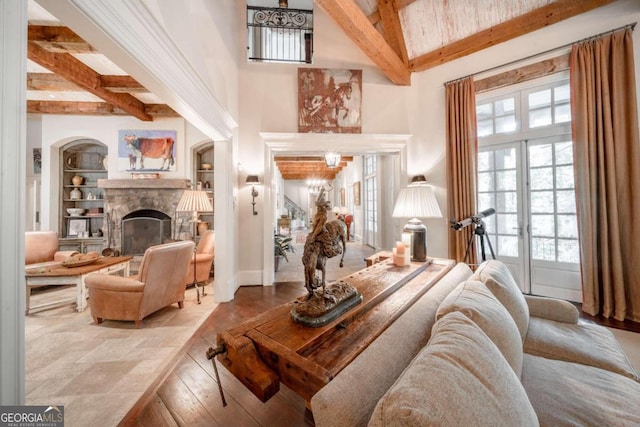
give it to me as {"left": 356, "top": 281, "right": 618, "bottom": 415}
{"left": 472, "top": 260, "right": 529, "bottom": 340}
{"left": 436, "top": 280, "right": 523, "bottom": 377}
{"left": 368, "top": 312, "right": 538, "bottom": 427}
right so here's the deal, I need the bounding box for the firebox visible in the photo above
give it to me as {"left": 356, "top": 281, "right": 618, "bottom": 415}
{"left": 121, "top": 209, "right": 172, "bottom": 255}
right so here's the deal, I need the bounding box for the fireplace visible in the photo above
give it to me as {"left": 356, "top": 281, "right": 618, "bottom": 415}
{"left": 121, "top": 209, "right": 172, "bottom": 255}
{"left": 98, "top": 178, "right": 191, "bottom": 254}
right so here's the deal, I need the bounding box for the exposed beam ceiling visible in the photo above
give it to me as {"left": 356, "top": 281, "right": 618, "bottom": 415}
{"left": 408, "top": 0, "right": 617, "bottom": 72}
{"left": 318, "top": 0, "right": 618, "bottom": 84}
{"left": 275, "top": 156, "right": 354, "bottom": 180}
{"left": 314, "top": 0, "right": 411, "bottom": 85}
{"left": 26, "top": 21, "right": 177, "bottom": 119}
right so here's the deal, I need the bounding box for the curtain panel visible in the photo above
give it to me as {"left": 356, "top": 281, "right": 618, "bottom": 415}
{"left": 570, "top": 27, "right": 640, "bottom": 322}
{"left": 445, "top": 77, "right": 478, "bottom": 265}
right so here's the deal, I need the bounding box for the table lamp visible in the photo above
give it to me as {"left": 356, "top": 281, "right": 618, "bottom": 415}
{"left": 392, "top": 175, "right": 442, "bottom": 262}
{"left": 177, "top": 182, "right": 213, "bottom": 303}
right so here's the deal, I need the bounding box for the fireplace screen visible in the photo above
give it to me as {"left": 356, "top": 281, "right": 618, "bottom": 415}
{"left": 121, "top": 209, "right": 172, "bottom": 255}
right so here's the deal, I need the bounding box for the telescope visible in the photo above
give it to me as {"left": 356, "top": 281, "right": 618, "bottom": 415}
{"left": 450, "top": 208, "right": 496, "bottom": 231}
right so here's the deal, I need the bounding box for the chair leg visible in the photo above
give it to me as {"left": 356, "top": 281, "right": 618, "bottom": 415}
{"left": 178, "top": 301, "right": 184, "bottom": 309}
{"left": 93, "top": 317, "right": 103, "bottom": 325}
{"left": 135, "top": 319, "right": 143, "bottom": 328}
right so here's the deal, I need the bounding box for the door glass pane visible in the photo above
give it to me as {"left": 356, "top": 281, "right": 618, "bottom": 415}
{"left": 554, "top": 85, "right": 570, "bottom": 102}
{"left": 496, "top": 170, "right": 516, "bottom": 191}
{"left": 530, "top": 167, "right": 553, "bottom": 190}
{"left": 478, "top": 151, "right": 493, "bottom": 171}
{"left": 478, "top": 193, "right": 495, "bottom": 211}
{"left": 529, "top": 144, "right": 553, "bottom": 167}
{"left": 556, "top": 190, "right": 576, "bottom": 213}
{"left": 495, "top": 148, "right": 516, "bottom": 169}
{"left": 497, "top": 213, "right": 518, "bottom": 234}
{"left": 477, "top": 103, "right": 493, "bottom": 120}
{"left": 478, "top": 120, "right": 493, "bottom": 137}
{"left": 557, "top": 214, "right": 578, "bottom": 238}
{"left": 558, "top": 239, "right": 580, "bottom": 263}
{"left": 496, "top": 191, "right": 517, "bottom": 212}
{"left": 495, "top": 98, "right": 515, "bottom": 115}
{"left": 498, "top": 235, "right": 518, "bottom": 257}
{"left": 555, "top": 141, "right": 573, "bottom": 164}
{"left": 530, "top": 191, "right": 553, "bottom": 213}
{"left": 478, "top": 171, "right": 494, "bottom": 192}
{"left": 531, "top": 214, "right": 555, "bottom": 236}
{"left": 556, "top": 166, "right": 574, "bottom": 189}
{"left": 532, "top": 237, "right": 556, "bottom": 261}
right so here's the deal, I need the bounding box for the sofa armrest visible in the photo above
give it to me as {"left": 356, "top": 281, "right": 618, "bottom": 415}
{"left": 85, "top": 274, "right": 145, "bottom": 292}
{"left": 524, "top": 295, "right": 579, "bottom": 324}
{"left": 53, "top": 251, "right": 79, "bottom": 262}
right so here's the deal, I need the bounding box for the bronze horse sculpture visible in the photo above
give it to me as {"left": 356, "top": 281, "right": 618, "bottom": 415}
{"left": 301, "top": 189, "right": 347, "bottom": 300}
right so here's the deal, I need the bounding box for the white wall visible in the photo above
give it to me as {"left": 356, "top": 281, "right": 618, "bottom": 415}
{"left": 235, "top": 0, "right": 640, "bottom": 279}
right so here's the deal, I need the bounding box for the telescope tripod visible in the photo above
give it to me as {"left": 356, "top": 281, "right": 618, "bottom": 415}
{"left": 463, "top": 220, "right": 496, "bottom": 264}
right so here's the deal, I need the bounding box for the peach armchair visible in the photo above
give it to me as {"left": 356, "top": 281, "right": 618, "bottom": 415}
{"left": 184, "top": 229, "right": 215, "bottom": 287}
{"left": 25, "top": 231, "right": 78, "bottom": 266}
{"left": 85, "top": 240, "right": 194, "bottom": 328}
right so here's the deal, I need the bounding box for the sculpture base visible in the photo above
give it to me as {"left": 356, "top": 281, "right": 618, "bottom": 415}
{"left": 291, "top": 281, "right": 362, "bottom": 328}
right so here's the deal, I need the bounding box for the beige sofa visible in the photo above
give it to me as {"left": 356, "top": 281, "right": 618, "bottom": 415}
{"left": 311, "top": 260, "right": 640, "bottom": 427}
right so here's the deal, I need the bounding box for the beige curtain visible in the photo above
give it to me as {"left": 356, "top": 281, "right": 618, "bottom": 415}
{"left": 445, "top": 77, "right": 478, "bottom": 265}
{"left": 570, "top": 28, "right": 640, "bottom": 322}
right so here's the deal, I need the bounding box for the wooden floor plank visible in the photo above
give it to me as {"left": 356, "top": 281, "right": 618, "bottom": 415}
{"left": 120, "top": 395, "right": 178, "bottom": 427}
{"left": 156, "top": 372, "right": 222, "bottom": 427}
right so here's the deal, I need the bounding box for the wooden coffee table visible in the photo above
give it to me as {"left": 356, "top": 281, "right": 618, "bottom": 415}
{"left": 216, "top": 257, "right": 455, "bottom": 404}
{"left": 25, "top": 256, "right": 132, "bottom": 314}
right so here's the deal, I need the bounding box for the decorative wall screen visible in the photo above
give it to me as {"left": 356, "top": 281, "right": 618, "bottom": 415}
{"left": 247, "top": 6, "right": 313, "bottom": 64}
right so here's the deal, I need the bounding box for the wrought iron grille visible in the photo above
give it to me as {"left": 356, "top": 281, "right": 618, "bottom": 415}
{"left": 247, "top": 6, "right": 313, "bottom": 64}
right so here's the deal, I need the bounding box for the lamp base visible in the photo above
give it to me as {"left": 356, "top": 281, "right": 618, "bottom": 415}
{"left": 403, "top": 218, "right": 427, "bottom": 262}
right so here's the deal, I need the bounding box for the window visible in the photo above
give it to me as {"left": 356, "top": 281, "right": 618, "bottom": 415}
{"left": 477, "top": 79, "right": 570, "bottom": 137}
{"left": 364, "top": 155, "right": 377, "bottom": 247}
{"left": 247, "top": 6, "right": 313, "bottom": 64}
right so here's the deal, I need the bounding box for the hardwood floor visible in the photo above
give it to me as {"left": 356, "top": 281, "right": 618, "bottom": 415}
{"left": 121, "top": 270, "right": 640, "bottom": 427}
{"left": 121, "top": 281, "right": 315, "bottom": 427}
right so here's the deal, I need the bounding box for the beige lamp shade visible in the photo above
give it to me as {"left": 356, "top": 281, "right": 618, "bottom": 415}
{"left": 177, "top": 189, "right": 213, "bottom": 214}
{"left": 392, "top": 184, "right": 442, "bottom": 219}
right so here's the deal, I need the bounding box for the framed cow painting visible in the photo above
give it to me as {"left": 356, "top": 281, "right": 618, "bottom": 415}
{"left": 117, "top": 130, "right": 177, "bottom": 172}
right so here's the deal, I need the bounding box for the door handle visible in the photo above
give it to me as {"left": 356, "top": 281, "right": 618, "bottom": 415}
{"left": 512, "top": 226, "right": 523, "bottom": 237}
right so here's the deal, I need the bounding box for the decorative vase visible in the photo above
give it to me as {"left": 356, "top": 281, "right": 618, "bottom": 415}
{"left": 72, "top": 175, "right": 84, "bottom": 186}
{"left": 70, "top": 187, "right": 82, "bottom": 200}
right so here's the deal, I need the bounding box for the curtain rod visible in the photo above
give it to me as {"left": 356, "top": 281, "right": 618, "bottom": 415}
{"left": 444, "top": 22, "right": 637, "bottom": 86}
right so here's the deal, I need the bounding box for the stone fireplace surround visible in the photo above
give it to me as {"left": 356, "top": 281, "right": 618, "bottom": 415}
{"left": 98, "top": 178, "right": 192, "bottom": 253}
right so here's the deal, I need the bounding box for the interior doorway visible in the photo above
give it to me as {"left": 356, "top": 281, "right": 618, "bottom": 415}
{"left": 261, "top": 132, "right": 410, "bottom": 285}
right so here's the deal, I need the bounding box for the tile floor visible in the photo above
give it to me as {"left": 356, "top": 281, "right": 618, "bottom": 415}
{"left": 25, "top": 282, "right": 215, "bottom": 427}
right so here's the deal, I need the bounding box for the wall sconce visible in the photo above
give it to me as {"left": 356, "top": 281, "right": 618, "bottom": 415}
{"left": 245, "top": 175, "right": 260, "bottom": 215}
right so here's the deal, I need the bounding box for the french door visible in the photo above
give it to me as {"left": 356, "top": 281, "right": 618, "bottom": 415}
{"left": 478, "top": 134, "right": 581, "bottom": 301}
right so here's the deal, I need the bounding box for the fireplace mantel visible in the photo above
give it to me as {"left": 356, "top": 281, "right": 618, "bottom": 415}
{"left": 98, "top": 179, "right": 189, "bottom": 189}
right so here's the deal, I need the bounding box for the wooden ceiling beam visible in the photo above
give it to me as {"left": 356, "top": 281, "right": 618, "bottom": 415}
{"left": 394, "top": 0, "right": 418, "bottom": 9}
{"left": 281, "top": 173, "right": 338, "bottom": 180}
{"left": 28, "top": 25, "right": 95, "bottom": 53}
{"left": 377, "top": 0, "right": 409, "bottom": 65}
{"left": 409, "top": 0, "right": 616, "bottom": 72}
{"left": 274, "top": 156, "right": 354, "bottom": 162}
{"left": 314, "top": 0, "right": 411, "bottom": 85}
{"left": 28, "top": 41, "right": 153, "bottom": 121}
{"left": 27, "top": 100, "right": 179, "bottom": 117}
{"left": 27, "top": 72, "right": 148, "bottom": 93}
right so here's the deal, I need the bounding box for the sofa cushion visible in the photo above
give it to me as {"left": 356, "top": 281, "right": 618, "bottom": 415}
{"left": 525, "top": 317, "right": 639, "bottom": 381}
{"left": 368, "top": 312, "right": 538, "bottom": 427}
{"left": 471, "top": 260, "right": 529, "bottom": 341}
{"left": 522, "top": 354, "right": 640, "bottom": 426}
{"left": 436, "top": 280, "right": 523, "bottom": 377}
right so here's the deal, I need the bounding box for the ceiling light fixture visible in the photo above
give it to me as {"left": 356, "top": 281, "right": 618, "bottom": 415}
{"left": 324, "top": 151, "right": 341, "bottom": 168}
